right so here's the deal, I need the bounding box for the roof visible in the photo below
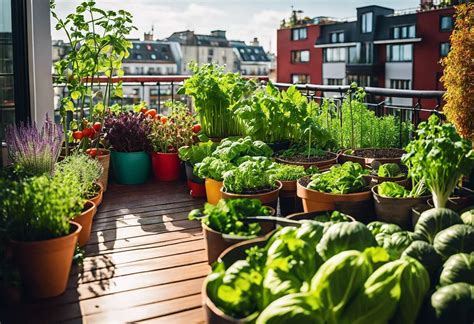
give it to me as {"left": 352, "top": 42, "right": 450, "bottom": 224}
{"left": 230, "top": 41, "right": 270, "bottom": 62}
{"left": 168, "top": 31, "right": 229, "bottom": 47}
{"left": 125, "top": 41, "right": 175, "bottom": 63}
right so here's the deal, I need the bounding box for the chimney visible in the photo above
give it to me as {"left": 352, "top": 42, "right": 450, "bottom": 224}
{"left": 211, "top": 30, "right": 226, "bottom": 38}
{"left": 144, "top": 32, "right": 153, "bottom": 41}
{"left": 251, "top": 37, "right": 259, "bottom": 46}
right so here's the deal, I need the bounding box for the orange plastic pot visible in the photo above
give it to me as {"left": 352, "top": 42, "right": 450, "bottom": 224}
{"left": 89, "top": 182, "right": 103, "bottom": 207}
{"left": 72, "top": 201, "right": 97, "bottom": 246}
{"left": 297, "top": 179, "right": 372, "bottom": 213}
{"left": 11, "top": 221, "right": 81, "bottom": 299}
{"left": 220, "top": 181, "right": 282, "bottom": 209}
{"left": 205, "top": 178, "right": 223, "bottom": 205}
{"left": 152, "top": 152, "right": 181, "bottom": 181}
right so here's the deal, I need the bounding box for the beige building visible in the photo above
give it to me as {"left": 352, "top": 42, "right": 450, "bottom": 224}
{"left": 167, "top": 30, "right": 235, "bottom": 74}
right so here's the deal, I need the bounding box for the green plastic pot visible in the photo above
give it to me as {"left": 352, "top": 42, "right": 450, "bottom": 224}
{"left": 111, "top": 151, "right": 150, "bottom": 185}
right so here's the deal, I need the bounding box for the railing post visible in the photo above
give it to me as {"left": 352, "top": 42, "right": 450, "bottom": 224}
{"left": 157, "top": 82, "right": 161, "bottom": 114}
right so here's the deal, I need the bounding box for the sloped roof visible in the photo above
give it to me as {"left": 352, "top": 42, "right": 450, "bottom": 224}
{"left": 124, "top": 41, "right": 175, "bottom": 63}
{"left": 230, "top": 41, "right": 270, "bottom": 62}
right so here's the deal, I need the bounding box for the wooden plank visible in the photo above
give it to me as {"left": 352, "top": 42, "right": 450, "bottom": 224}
{"left": 139, "top": 307, "right": 206, "bottom": 324}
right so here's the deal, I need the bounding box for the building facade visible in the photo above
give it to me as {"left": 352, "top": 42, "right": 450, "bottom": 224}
{"left": 277, "top": 2, "right": 457, "bottom": 98}
{"left": 230, "top": 38, "right": 271, "bottom": 76}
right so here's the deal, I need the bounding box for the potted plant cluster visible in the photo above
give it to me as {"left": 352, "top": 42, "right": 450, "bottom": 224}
{"left": 188, "top": 198, "right": 274, "bottom": 264}
{"left": 104, "top": 112, "right": 152, "bottom": 185}
{"left": 148, "top": 102, "right": 196, "bottom": 181}
{"left": 368, "top": 162, "right": 408, "bottom": 187}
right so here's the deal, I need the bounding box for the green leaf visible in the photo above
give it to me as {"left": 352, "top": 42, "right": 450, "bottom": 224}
{"left": 71, "top": 90, "right": 81, "bottom": 100}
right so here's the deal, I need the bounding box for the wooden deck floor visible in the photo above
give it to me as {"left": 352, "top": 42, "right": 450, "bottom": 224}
{"left": 2, "top": 181, "right": 209, "bottom": 323}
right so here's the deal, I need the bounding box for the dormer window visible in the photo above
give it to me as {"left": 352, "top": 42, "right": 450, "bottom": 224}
{"left": 330, "top": 32, "right": 344, "bottom": 43}
{"left": 361, "top": 12, "right": 373, "bottom": 33}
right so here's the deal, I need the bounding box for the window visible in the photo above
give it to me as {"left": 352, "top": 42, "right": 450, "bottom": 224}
{"left": 361, "top": 42, "right": 373, "bottom": 63}
{"left": 361, "top": 12, "right": 373, "bottom": 33}
{"left": 291, "top": 27, "right": 307, "bottom": 41}
{"left": 146, "top": 44, "right": 152, "bottom": 51}
{"left": 134, "top": 67, "right": 144, "bottom": 74}
{"left": 135, "top": 53, "right": 142, "bottom": 60}
{"left": 330, "top": 32, "right": 344, "bottom": 43}
{"left": 390, "top": 79, "right": 411, "bottom": 90}
{"left": 392, "top": 25, "right": 416, "bottom": 39}
{"left": 325, "top": 78, "right": 343, "bottom": 86}
{"left": 324, "top": 47, "right": 346, "bottom": 62}
{"left": 440, "top": 16, "right": 453, "bottom": 32}
{"left": 208, "top": 48, "right": 214, "bottom": 56}
{"left": 348, "top": 46, "right": 358, "bottom": 63}
{"left": 292, "top": 74, "right": 310, "bottom": 84}
{"left": 347, "top": 75, "right": 372, "bottom": 87}
{"left": 440, "top": 42, "right": 450, "bottom": 57}
{"left": 387, "top": 44, "right": 412, "bottom": 62}
{"left": 150, "top": 54, "right": 157, "bottom": 60}
{"left": 291, "top": 50, "right": 310, "bottom": 63}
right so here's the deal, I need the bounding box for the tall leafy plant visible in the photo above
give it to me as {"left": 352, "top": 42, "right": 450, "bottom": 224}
{"left": 441, "top": 3, "right": 474, "bottom": 141}
{"left": 51, "top": 0, "right": 136, "bottom": 155}
{"left": 178, "top": 63, "right": 256, "bottom": 138}
{"left": 402, "top": 115, "right": 474, "bottom": 208}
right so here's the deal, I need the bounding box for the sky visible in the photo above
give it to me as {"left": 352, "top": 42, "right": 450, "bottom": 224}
{"left": 51, "top": 0, "right": 420, "bottom": 53}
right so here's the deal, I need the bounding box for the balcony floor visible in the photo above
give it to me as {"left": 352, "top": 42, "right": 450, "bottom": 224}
{"left": 2, "top": 181, "right": 208, "bottom": 323}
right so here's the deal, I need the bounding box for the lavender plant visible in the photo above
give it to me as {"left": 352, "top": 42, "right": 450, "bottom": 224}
{"left": 5, "top": 119, "right": 63, "bottom": 176}
{"left": 104, "top": 112, "right": 152, "bottom": 152}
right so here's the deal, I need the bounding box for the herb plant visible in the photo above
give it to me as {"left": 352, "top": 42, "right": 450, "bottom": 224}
{"left": 104, "top": 112, "right": 152, "bottom": 152}
{"left": 55, "top": 153, "right": 103, "bottom": 199}
{"left": 402, "top": 115, "right": 474, "bottom": 208}
{"left": 377, "top": 163, "right": 403, "bottom": 178}
{"left": 178, "top": 141, "right": 217, "bottom": 166}
{"left": 188, "top": 198, "right": 270, "bottom": 236}
{"left": 178, "top": 63, "right": 256, "bottom": 138}
{"left": 307, "top": 161, "right": 369, "bottom": 194}
{"left": 5, "top": 119, "right": 63, "bottom": 176}
{"left": 270, "top": 163, "right": 317, "bottom": 181}
{"left": 0, "top": 173, "right": 84, "bottom": 241}
{"left": 195, "top": 157, "right": 235, "bottom": 181}
{"left": 148, "top": 101, "right": 195, "bottom": 153}
{"left": 223, "top": 160, "right": 277, "bottom": 194}
{"left": 211, "top": 137, "right": 273, "bottom": 162}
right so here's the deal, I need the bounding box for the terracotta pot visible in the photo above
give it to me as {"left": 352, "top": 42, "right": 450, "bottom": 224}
{"left": 89, "top": 182, "right": 104, "bottom": 207}
{"left": 296, "top": 177, "right": 372, "bottom": 215}
{"left": 338, "top": 148, "right": 405, "bottom": 167}
{"left": 205, "top": 178, "right": 223, "bottom": 205}
{"left": 72, "top": 201, "right": 97, "bottom": 246}
{"left": 187, "top": 180, "right": 207, "bottom": 198}
{"left": 151, "top": 152, "right": 181, "bottom": 181}
{"left": 369, "top": 175, "right": 409, "bottom": 188}
{"left": 287, "top": 210, "right": 356, "bottom": 222}
{"left": 11, "top": 222, "right": 81, "bottom": 299}
{"left": 279, "top": 180, "right": 303, "bottom": 216}
{"left": 220, "top": 181, "right": 282, "bottom": 209}
{"left": 202, "top": 206, "right": 276, "bottom": 265}
{"left": 372, "top": 185, "right": 431, "bottom": 229}
{"left": 275, "top": 151, "right": 338, "bottom": 170}
{"left": 96, "top": 149, "right": 110, "bottom": 191}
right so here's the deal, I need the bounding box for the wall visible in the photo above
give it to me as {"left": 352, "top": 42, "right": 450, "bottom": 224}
{"left": 276, "top": 24, "right": 322, "bottom": 84}
{"left": 180, "top": 45, "right": 234, "bottom": 74}
{"left": 322, "top": 63, "right": 346, "bottom": 83}
{"left": 414, "top": 7, "right": 454, "bottom": 91}
{"left": 385, "top": 61, "right": 413, "bottom": 106}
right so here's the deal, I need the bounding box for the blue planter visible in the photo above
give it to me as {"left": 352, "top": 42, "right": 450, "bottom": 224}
{"left": 111, "top": 151, "right": 150, "bottom": 185}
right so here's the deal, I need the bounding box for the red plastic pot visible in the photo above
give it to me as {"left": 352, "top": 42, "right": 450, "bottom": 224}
{"left": 187, "top": 180, "right": 207, "bottom": 198}
{"left": 152, "top": 152, "right": 181, "bottom": 181}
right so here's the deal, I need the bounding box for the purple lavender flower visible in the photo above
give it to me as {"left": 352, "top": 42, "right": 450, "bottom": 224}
{"left": 5, "top": 117, "right": 64, "bottom": 176}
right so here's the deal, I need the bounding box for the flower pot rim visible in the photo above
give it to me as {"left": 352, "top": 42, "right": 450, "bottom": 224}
{"left": 275, "top": 151, "right": 338, "bottom": 167}
{"left": 89, "top": 182, "right": 104, "bottom": 200}
{"left": 82, "top": 200, "right": 96, "bottom": 213}
{"left": 205, "top": 177, "right": 223, "bottom": 184}
{"left": 220, "top": 181, "right": 283, "bottom": 196}
{"left": 372, "top": 185, "right": 431, "bottom": 201}
{"left": 152, "top": 151, "right": 179, "bottom": 156}
{"left": 10, "top": 221, "right": 82, "bottom": 246}
{"left": 111, "top": 150, "right": 149, "bottom": 154}
{"left": 297, "top": 178, "right": 371, "bottom": 197}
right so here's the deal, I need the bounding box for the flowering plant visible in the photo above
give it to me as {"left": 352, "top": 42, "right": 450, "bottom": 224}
{"left": 104, "top": 112, "right": 152, "bottom": 152}
{"left": 5, "top": 119, "right": 63, "bottom": 176}
{"left": 148, "top": 102, "right": 195, "bottom": 153}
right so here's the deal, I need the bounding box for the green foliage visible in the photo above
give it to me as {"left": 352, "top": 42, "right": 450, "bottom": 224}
{"left": 428, "top": 282, "right": 474, "bottom": 323}
{"left": 367, "top": 221, "right": 403, "bottom": 236}
{"left": 315, "top": 86, "right": 413, "bottom": 150}
{"left": 178, "top": 141, "right": 217, "bottom": 166}
{"left": 178, "top": 63, "right": 256, "bottom": 138}
{"left": 212, "top": 137, "right": 273, "bottom": 162}
{"left": 378, "top": 182, "right": 409, "bottom": 198}
{"left": 188, "top": 198, "right": 269, "bottom": 236}
{"left": 0, "top": 173, "right": 84, "bottom": 241}
{"left": 377, "top": 163, "right": 403, "bottom": 177}
{"left": 460, "top": 208, "right": 474, "bottom": 226}
{"left": 195, "top": 156, "right": 235, "bottom": 181}
{"left": 269, "top": 163, "right": 314, "bottom": 181}
{"left": 307, "top": 162, "right": 369, "bottom": 194}
{"left": 433, "top": 224, "right": 474, "bottom": 260}
{"left": 402, "top": 115, "right": 474, "bottom": 208}
{"left": 414, "top": 208, "right": 463, "bottom": 244}
{"left": 223, "top": 160, "right": 276, "bottom": 194}
{"left": 402, "top": 240, "right": 443, "bottom": 280}
{"left": 377, "top": 231, "right": 414, "bottom": 260}
{"left": 316, "top": 222, "right": 377, "bottom": 261}
{"left": 55, "top": 153, "right": 103, "bottom": 199}
{"left": 439, "top": 253, "right": 474, "bottom": 286}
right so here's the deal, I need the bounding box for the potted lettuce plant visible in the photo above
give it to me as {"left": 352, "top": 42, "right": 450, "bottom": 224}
{"left": 104, "top": 112, "right": 152, "bottom": 185}
{"left": 148, "top": 102, "right": 195, "bottom": 182}
{"left": 0, "top": 169, "right": 84, "bottom": 299}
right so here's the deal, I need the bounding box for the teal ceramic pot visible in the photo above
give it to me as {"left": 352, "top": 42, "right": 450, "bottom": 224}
{"left": 111, "top": 151, "right": 150, "bottom": 185}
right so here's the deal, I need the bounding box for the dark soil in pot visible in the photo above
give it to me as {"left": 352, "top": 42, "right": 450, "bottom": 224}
{"left": 276, "top": 151, "right": 337, "bottom": 163}
{"left": 351, "top": 148, "right": 405, "bottom": 159}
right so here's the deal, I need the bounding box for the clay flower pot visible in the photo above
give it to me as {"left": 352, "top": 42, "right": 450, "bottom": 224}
{"left": 372, "top": 185, "right": 431, "bottom": 230}
{"left": 11, "top": 221, "right": 82, "bottom": 299}
{"left": 338, "top": 148, "right": 405, "bottom": 167}
{"left": 275, "top": 151, "right": 338, "bottom": 170}
{"left": 205, "top": 178, "right": 223, "bottom": 205}
{"left": 72, "top": 201, "right": 97, "bottom": 246}
{"left": 152, "top": 152, "right": 181, "bottom": 181}
{"left": 279, "top": 180, "right": 303, "bottom": 216}
{"left": 220, "top": 181, "right": 282, "bottom": 209}
{"left": 89, "top": 182, "right": 104, "bottom": 207}
{"left": 96, "top": 149, "right": 110, "bottom": 191}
